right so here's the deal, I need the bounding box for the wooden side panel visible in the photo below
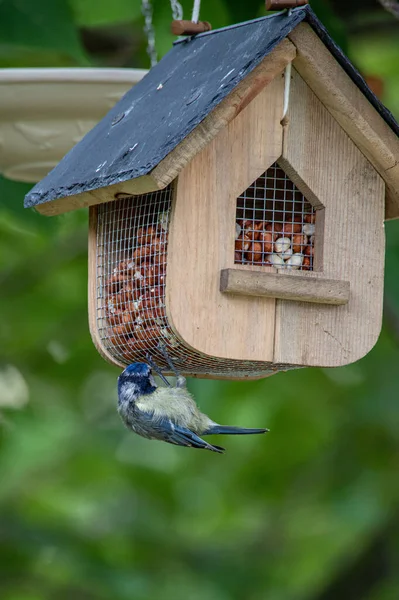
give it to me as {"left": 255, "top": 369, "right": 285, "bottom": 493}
{"left": 288, "top": 23, "right": 399, "bottom": 221}
{"left": 275, "top": 71, "right": 385, "bottom": 367}
{"left": 167, "top": 76, "right": 285, "bottom": 362}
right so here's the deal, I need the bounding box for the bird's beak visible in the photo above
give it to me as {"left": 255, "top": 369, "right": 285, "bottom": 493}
{"left": 155, "top": 372, "right": 169, "bottom": 386}
{"left": 149, "top": 371, "right": 169, "bottom": 387}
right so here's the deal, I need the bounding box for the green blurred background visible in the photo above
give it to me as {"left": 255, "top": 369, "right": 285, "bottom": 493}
{"left": 1, "top": 1, "right": 399, "bottom": 599}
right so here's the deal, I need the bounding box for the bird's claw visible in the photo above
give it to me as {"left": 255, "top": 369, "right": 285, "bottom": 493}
{"left": 157, "top": 343, "right": 180, "bottom": 377}
{"left": 146, "top": 353, "right": 170, "bottom": 387}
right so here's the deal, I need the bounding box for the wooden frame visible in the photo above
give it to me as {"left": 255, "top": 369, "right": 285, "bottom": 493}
{"left": 22, "top": 10, "right": 396, "bottom": 378}
{"left": 88, "top": 68, "right": 385, "bottom": 371}
{"left": 288, "top": 23, "right": 399, "bottom": 220}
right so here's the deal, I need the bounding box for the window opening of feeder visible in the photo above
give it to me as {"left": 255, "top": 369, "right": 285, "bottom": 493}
{"left": 235, "top": 163, "right": 315, "bottom": 271}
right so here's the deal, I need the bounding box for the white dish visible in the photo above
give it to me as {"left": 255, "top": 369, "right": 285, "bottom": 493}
{"left": 0, "top": 68, "right": 147, "bottom": 182}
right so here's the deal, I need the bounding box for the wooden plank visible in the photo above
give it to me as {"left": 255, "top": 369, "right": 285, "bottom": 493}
{"left": 151, "top": 38, "right": 296, "bottom": 190}
{"left": 88, "top": 206, "right": 124, "bottom": 369}
{"left": 220, "top": 269, "right": 350, "bottom": 305}
{"left": 166, "top": 76, "right": 285, "bottom": 362}
{"left": 274, "top": 70, "right": 385, "bottom": 368}
{"left": 288, "top": 23, "right": 399, "bottom": 221}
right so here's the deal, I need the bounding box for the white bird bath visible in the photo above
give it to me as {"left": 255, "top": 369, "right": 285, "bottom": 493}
{"left": 0, "top": 68, "right": 147, "bottom": 183}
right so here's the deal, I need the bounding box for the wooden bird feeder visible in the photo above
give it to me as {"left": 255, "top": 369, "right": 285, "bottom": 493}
{"left": 25, "top": 7, "right": 399, "bottom": 379}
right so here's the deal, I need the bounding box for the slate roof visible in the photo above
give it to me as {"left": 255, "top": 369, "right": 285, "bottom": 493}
{"left": 25, "top": 5, "right": 399, "bottom": 210}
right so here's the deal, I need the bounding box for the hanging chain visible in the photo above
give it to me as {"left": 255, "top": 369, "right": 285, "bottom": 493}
{"left": 142, "top": 0, "right": 201, "bottom": 66}
{"left": 141, "top": 0, "right": 157, "bottom": 67}
{"left": 170, "top": 0, "right": 183, "bottom": 20}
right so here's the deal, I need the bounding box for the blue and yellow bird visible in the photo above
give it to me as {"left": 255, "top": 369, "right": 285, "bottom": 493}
{"left": 117, "top": 352, "right": 269, "bottom": 454}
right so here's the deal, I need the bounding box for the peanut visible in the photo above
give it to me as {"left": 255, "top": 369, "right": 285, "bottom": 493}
{"left": 246, "top": 241, "right": 263, "bottom": 262}
{"left": 258, "top": 231, "right": 273, "bottom": 253}
{"left": 292, "top": 233, "right": 307, "bottom": 253}
{"left": 282, "top": 222, "right": 302, "bottom": 235}
{"left": 133, "top": 245, "right": 152, "bottom": 261}
{"left": 137, "top": 225, "right": 159, "bottom": 244}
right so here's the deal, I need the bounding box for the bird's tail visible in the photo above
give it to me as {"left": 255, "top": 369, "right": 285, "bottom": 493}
{"left": 204, "top": 425, "right": 269, "bottom": 436}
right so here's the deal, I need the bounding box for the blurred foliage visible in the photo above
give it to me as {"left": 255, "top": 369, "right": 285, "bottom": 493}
{"left": 0, "top": 0, "right": 88, "bottom": 67}
{"left": 1, "top": 1, "right": 399, "bottom": 599}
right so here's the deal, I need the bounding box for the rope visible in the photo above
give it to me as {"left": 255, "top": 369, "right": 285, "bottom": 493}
{"left": 282, "top": 61, "right": 292, "bottom": 121}
{"left": 191, "top": 0, "right": 201, "bottom": 23}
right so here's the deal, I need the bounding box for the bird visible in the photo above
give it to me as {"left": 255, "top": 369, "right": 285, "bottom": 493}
{"left": 117, "top": 349, "right": 269, "bottom": 454}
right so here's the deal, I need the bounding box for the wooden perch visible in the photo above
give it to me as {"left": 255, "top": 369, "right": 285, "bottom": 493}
{"left": 171, "top": 20, "right": 212, "bottom": 36}
{"left": 265, "top": 0, "right": 308, "bottom": 10}
{"left": 220, "top": 269, "right": 350, "bottom": 305}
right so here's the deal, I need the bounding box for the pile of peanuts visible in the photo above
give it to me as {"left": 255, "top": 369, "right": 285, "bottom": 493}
{"left": 104, "top": 214, "right": 172, "bottom": 360}
{"left": 235, "top": 213, "right": 315, "bottom": 270}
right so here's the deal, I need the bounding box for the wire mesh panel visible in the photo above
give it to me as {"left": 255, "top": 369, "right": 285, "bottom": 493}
{"left": 95, "top": 185, "right": 287, "bottom": 378}
{"left": 235, "top": 163, "right": 316, "bottom": 271}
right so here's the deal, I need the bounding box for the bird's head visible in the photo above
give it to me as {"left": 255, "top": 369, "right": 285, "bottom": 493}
{"left": 123, "top": 363, "right": 151, "bottom": 377}
{"left": 118, "top": 362, "right": 157, "bottom": 398}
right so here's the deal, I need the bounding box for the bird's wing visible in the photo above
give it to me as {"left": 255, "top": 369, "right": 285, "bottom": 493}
{"left": 167, "top": 424, "right": 225, "bottom": 454}
{"left": 133, "top": 406, "right": 225, "bottom": 453}
{"left": 149, "top": 414, "right": 225, "bottom": 453}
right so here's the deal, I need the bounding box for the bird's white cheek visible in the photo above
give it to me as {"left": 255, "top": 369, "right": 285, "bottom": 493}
{"left": 120, "top": 382, "right": 137, "bottom": 403}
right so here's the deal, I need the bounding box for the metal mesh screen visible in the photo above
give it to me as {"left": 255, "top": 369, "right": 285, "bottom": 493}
{"left": 235, "top": 163, "right": 315, "bottom": 270}
{"left": 95, "top": 185, "right": 284, "bottom": 378}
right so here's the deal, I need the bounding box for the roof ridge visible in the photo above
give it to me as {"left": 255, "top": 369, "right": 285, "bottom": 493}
{"left": 24, "top": 4, "right": 399, "bottom": 213}
{"left": 173, "top": 5, "right": 309, "bottom": 45}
